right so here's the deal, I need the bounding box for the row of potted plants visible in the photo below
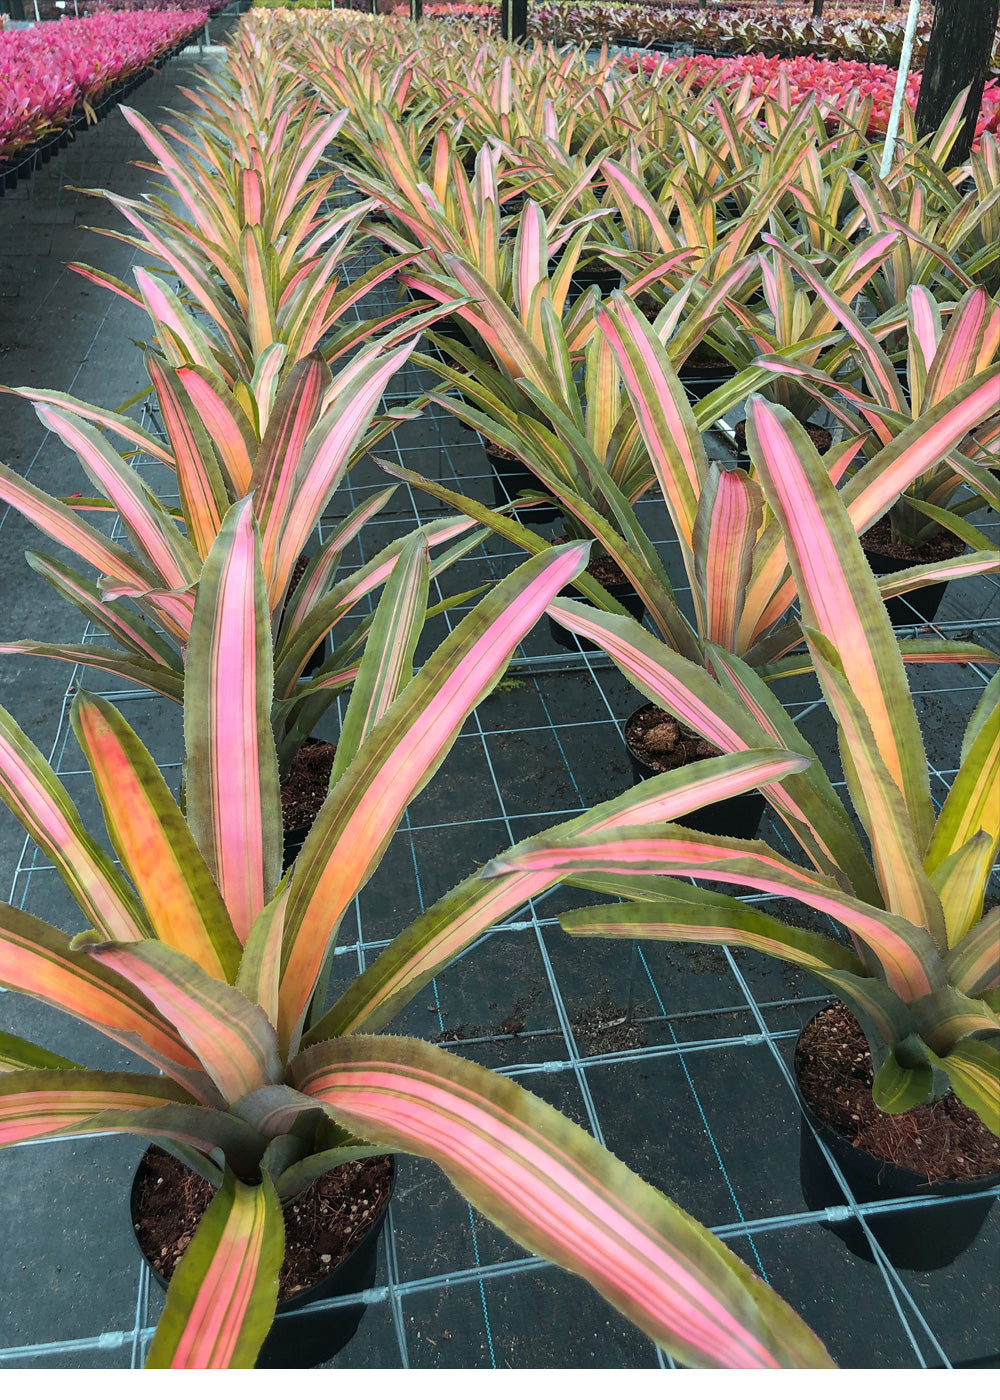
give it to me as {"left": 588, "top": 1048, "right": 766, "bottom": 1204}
{"left": 627, "top": 50, "right": 1000, "bottom": 144}
{"left": 0, "top": 7, "right": 997, "bottom": 1368}
{"left": 0, "top": 9, "right": 211, "bottom": 164}
{"left": 287, "top": 0, "right": 999, "bottom": 70}
{"left": 0, "top": 20, "right": 844, "bottom": 1370}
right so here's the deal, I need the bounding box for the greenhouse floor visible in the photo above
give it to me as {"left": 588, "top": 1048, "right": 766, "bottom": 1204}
{"left": 0, "top": 42, "right": 998, "bottom": 1372}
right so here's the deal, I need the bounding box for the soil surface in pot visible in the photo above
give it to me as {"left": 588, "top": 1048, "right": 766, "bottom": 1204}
{"left": 281, "top": 737, "right": 337, "bottom": 831}
{"left": 625, "top": 704, "right": 720, "bottom": 773}
{"left": 795, "top": 1003, "right": 1000, "bottom": 1182}
{"left": 734, "top": 419, "right": 832, "bottom": 455}
{"left": 133, "top": 1148, "right": 394, "bottom": 1297}
{"left": 860, "top": 517, "right": 967, "bottom": 564}
{"left": 552, "top": 534, "right": 631, "bottom": 589}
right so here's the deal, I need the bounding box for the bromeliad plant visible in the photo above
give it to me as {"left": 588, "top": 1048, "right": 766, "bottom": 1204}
{"left": 395, "top": 291, "right": 1000, "bottom": 679}
{"left": 0, "top": 337, "right": 481, "bottom": 772}
{"left": 753, "top": 272, "right": 1000, "bottom": 551}
{"left": 0, "top": 511, "right": 835, "bottom": 1370}
{"left": 482, "top": 395, "right": 1000, "bottom": 1136}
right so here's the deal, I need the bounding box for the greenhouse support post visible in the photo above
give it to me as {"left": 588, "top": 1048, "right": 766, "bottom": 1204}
{"left": 879, "top": 0, "right": 921, "bottom": 179}
{"left": 915, "top": 0, "right": 1000, "bottom": 165}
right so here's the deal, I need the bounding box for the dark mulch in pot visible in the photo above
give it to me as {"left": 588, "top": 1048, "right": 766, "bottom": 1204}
{"left": 681, "top": 349, "right": 733, "bottom": 373}
{"left": 552, "top": 533, "right": 630, "bottom": 589}
{"left": 624, "top": 703, "right": 720, "bottom": 774}
{"left": 281, "top": 737, "right": 337, "bottom": 831}
{"left": 860, "top": 517, "right": 968, "bottom": 564}
{"left": 133, "top": 1147, "right": 394, "bottom": 1297}
{"left": 795, "top": 1003, "right": 1000, "bottom": 1183}
{"left": 734, "top": 419, "right": 832, "bottom": 455}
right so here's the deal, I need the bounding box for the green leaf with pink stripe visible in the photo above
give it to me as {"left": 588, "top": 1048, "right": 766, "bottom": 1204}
{"left": 256, "top": 337, "right": 417, "bottom": 614}
{"left": 291, "top": 1035, "right": 834, "bottom": 1369}
{"left": 70, "top": 690, "right": 242, "bottom": 982}
{"left": 0, "top": 461, "right": 157, "bottom": 595}
{"left": 145, "top": 354, "right": 230, "bottom": 559}
{"left": 0, "top": 705, "right": 149, "bottom": 946}
{"left": 86, "top": 940, "right": 281, "bottom": 1104}
{"left": 34, "top": 406, "right": 201, "bottom": 589}
{"left": 691, "top": 465, "right": 764, "bottom": 652}
{"left": 145, "top": 1167, "right": 284, "bottom": 1370}
{"left": 484, "top": 827, "right": 942, "bottom": 1004}
{"left": 329, "top": 533, "right": 429, "bottom": 788}
{"left": 945, "top": 909, "right": 1000, "bottom": 997}
{"left": 278, "top": 544, "right": 592, "bottom": 1053}
{"left": 745, "top": 397, "right": 934, "bottom": 853}
{"left": 307, "top": 748, "right": 812, "bottom": 1041}
{"left": 185, "top": 499, "right": 282, "bottom": 945}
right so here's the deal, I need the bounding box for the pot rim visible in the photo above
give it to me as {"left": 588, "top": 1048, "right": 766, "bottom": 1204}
{"left": 795, "top": 1002, "right": 1000, "bottom": 1196}
{"left": 129, "top": 1145, "right": 396, "bottom": 1313}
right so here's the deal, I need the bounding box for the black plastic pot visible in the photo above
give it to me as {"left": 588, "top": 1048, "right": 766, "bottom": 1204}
{"left": 549, "top": 579, "right": 645, "bottom": 651}
{"left": 797, "top": 1026, "right": 1000, "bottom": 1270}
{"left": 863, "top": 547, "right": 950, "bottom": 627}
{"left": 283, "top": 820, "right": 311, "bottom": 870}
{"left": 623, "top": 702, "right": 766, "bottom": 839}
{"left": 487, "top": 448, "right": 559, "bottom": 523}
{"left": 131, "top": 1150, "right": 395, "bottom": 1368}
{"left": 569, "top": 264, "right": 621, "bottom": 298}
{"left": 677, "top": 359, "right": 734, "bottom": 399}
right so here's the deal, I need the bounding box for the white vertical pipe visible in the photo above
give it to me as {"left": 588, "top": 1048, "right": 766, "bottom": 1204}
{"left": 879, "top": 0, "right": 922, "bottom": 178}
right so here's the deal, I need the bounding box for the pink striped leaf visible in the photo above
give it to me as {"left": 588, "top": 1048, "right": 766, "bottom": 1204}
{"left": 145, "top": 1167, "right": 283, "bottom": 1370}
{"left": 945, "top": 908, "right": 1000, "bottom": 997}
{"left": 248, "top": 351, "right": 329, "bottom": 569}
{"left": 145, "top": 354, "right": 230, "bottom": 559}
{"left": 99, "top": 583, "right": 197, "bottom": 643}
{"left": 249, "top": 343, "right": 289, "bottom": 440}
{"left": 842, "top": 368, "right": 1000, "bottom": 534}
{"left": 23, "top": 553, "right": 183, "bottom": 670}
{"left": 745, "top": 398, "right": 934, "bottom": 851}
{"left": 484, "top": 827, "right": 942, "bottom": 1004}
{"left": 0, "top": 384, "right": 173, "bottom": 465}
{"left": 240, "top": 226, "right": 280, "bottom": 361}
{"left": 134, "top": 270, "right": 231, "bottom": 380}
{"left": 596, "top": 295, "right": 705, "bottom": 555}
{"left": 0, "top": 905, "right": 205, "bottom": 1086}
{"left": 803, "top": 629, "right": 946, "bottom": 942}
{"left": 184, "top": 499, "right": 282, "bottom": 945}
{"left": 306, "top": 749, "right": 813, "bottom": 1042}
{"left": 0, "top": 706, "right": 149, "bottom": 946}
{"left": 0, "top": 462, "right": 157, "bottom": 594}
{"left": 65, "top": 261, "right": 145, "bottom": 309}
{"left": 923, "top": 287, "right": 1000, "bottom": 404}
{"left": 0, "top": 1070, "right": 230, "bottom": 1150}
{"left": 256, "top": 338, "right": 417, "bottom": 614}
{"left": 546, "top": 601, "right": 875, "bottom": 891}
{"left": 174, "top": 367, "right": 256, "bottom": 497}
{"left": 277, "top": 544, "right": 591, "bottom": 1053}
{"left": 86, "top": 940, "right": 281, "bottom": 1104}
{"left": 34, "top": 406, "right": 201, "bottom": 589}
{"left": 291, "top": 1036, "right": 834, "bottom": 1369}
{"left": 70, "top": 692, "right": 242, "bottom": 982}
{"left": 691, "top": 465, "right": 764, "bottom": 652}
{"left": 0, "top": 642, "right": 184, "bottom": 704}
{"left": 329, "top": 534, "right": 429, "bottom": 788}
